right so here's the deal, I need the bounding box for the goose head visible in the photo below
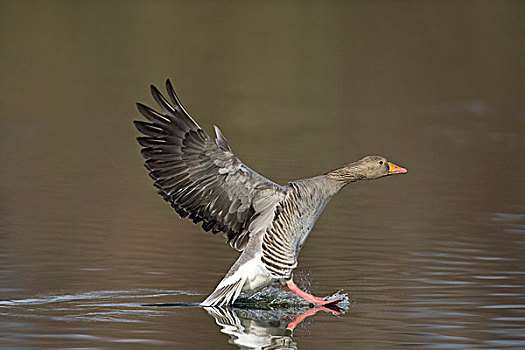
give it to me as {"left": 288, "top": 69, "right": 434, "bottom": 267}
{"left": 326, "top": 156, "right": 407, "bottom": 183}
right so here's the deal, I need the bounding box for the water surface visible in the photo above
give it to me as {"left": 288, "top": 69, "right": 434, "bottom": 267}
{"left": 1, "top": 1, "right": 524, "bottom": 349}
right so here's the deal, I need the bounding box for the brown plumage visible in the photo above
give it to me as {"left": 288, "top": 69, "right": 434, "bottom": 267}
{"left": 134, "top": 80, "right": 407, "bottom": 306}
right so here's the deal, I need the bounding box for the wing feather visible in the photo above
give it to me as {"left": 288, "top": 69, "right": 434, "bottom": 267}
{"left": 134, "top": 79, "right": 285, "bottom": 250}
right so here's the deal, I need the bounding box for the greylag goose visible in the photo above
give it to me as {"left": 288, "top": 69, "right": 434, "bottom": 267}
{"left": 134, "top": 80, "right": 407, "bottom": 307}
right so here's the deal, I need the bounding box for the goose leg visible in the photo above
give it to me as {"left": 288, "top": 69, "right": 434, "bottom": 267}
{"left": 285, "top": 279, "right": 343, "bottom": 305}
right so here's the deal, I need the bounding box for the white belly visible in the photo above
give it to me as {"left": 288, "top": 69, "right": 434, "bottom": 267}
{"left": 240, "top": 257, "right": 275, "bottom": 291}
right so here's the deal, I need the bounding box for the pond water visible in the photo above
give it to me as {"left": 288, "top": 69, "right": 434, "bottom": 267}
{"left": 1, "top": 2, "right": 524, "bottom": 349}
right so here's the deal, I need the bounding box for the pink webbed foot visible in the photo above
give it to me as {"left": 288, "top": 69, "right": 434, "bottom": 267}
{"left": 285, "top": 280, "right": 343, "bottom": 306}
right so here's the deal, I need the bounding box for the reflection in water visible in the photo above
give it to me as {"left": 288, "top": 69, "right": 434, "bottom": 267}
{"left": 206, "top": 306, "right": 296, "bottom": 350}
{"left": 204, "top": 286, "right": 349, "bottom": 349}
{"left": 205, "top": 305, "right": 345, "bottom": 350}
{"left": 0, "top": 288, "right": 348, "bottom": 350}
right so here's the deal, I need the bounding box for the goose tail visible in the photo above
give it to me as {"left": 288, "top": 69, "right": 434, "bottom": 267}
{"left": 200, "top": 273, "right": 246, "bottom": 307}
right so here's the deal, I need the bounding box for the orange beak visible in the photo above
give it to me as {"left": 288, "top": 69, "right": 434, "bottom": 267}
{"left": 387, "top": 162, "right": 407, "bottom": 175}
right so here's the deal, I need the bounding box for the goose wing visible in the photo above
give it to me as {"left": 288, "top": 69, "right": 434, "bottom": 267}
{"left": 134, "top": 80, "right": 285, "bottom": 251}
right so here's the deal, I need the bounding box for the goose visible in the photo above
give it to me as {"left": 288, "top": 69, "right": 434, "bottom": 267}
{"left": 133, "top": 80, "right": 407, "bottom": 306}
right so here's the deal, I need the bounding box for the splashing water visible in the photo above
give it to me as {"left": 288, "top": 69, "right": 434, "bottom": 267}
{"left": 235, "top": 285, "right": 351, "bottom": 311}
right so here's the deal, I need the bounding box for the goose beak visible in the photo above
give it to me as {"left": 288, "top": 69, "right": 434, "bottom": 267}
{"left": 387, "top": 162, "right": 407, "bottom": 175}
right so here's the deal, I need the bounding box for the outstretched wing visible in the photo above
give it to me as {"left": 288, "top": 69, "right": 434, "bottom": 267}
{"left": 134, "top": 80, "right": 285, "bottom": 251}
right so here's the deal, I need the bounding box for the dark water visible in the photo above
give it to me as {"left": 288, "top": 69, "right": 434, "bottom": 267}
{"left": 1, "top": 1, "right": 524, "bottom": 349}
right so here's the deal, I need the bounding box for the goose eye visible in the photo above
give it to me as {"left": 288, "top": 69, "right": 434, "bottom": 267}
{"left": 379, "top": 160, "right": 384, "bottom": 165}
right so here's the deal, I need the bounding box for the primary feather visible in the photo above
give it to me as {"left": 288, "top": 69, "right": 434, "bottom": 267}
{"left": 134, "top": 80, "right": 285, "bottom": 251}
